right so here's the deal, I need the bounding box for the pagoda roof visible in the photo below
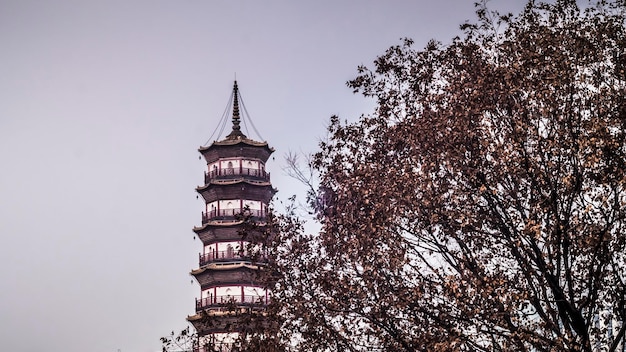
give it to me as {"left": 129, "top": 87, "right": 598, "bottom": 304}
{"left": 198, "top": 138, "right": 274, "bottom": 154}
{"left": 199, "top": 136, "right": 273, "bottom": 150}
{"left": 190, "top": 262, "right": 260, "bottom": 276}
{"left": 199, "top": 80, "right": 274, "bottom": 153}
{"left": 193, "top": 219, "right": 244, "bottom": 232}
{"left": 197, "top": 177, "right": 272, "bottom": 189}
{"left": 197, "top": 174, "right": 275, "bottom": 190}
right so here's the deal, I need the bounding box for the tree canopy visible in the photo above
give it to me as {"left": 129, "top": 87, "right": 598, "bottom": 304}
{"left": 267, "top": 0, "right": 626, "bottom": 351}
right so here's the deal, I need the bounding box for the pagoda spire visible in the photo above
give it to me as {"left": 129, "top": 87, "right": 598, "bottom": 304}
{"left": 226, "top": 80, "right": 246, "bottom": 140}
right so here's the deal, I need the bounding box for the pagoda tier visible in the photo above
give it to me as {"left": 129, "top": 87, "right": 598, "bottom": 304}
{"left": 188, "top": 311, "right": 270, "bottom": 335}
{"left": 193, "top": 221, "right": 266, "bottom": 244}
{"left": 203, "top": 166, "right": 270, "bottom": 184}
{"left": 191, "top": 264, "right": 260, "bottom": 288}
{"left": 196, "top": 179, "right": 276, "bottom": 204}
{"left": 198, "top": 139, "right": 274, "bottom": 165}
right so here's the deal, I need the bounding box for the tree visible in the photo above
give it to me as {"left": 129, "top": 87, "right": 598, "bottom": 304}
{"left": 269, "top": 0, "right": 626, "bottom": 351}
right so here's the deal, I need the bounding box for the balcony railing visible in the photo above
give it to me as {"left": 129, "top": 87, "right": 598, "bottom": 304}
{"left": 202, "top": 208, "right": 264, "bottom": 223}
{"left": 196, "top": 295, "right": 270, "bottom": 310}
{"left": 205, "top": 167, "right": 270, "bottom": 183}
{"left": 199, "top": 249, "right": 248, "bottom": 266}
{"left": 199, "top": 250, "right": 268, "bottom": 267}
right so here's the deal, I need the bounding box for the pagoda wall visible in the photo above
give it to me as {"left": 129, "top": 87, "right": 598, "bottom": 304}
{"left": 197, "top": 182, "right": 275, "bottom": 204}
{"left": 194, "top": 266, "right": 259, "bottom": 288}
{"left": 194, "top": 224, "right": 266, "bottom": 244}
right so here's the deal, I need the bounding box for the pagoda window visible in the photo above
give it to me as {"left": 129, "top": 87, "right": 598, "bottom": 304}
{"left": 243, "top": 286, "right": 266, "bottom": 296}
{"left": 243, "top": 286, "right": 268, "bottom": 304}
{"left": 226, "top": 161, "right": 234, "bottom": 175}
{"left": 225, "top": 201, "right": 235, "bottom": 216}
{"left": 216, "top": 286, "right": 241, "bottom": 303}
{"left": 203, "top": 244, "right": 216, "bottom": 256}
{"left": 204, "top": 203, "right": 218, "bottom": 219}
{"left": 201, "top": 288, "right": 213, "bottom": 301}
{"left": 221, "top": 287, "right": 235, "bottom": 296}
{"left": 246, "top": 160, "right": 255, "bottom": 176}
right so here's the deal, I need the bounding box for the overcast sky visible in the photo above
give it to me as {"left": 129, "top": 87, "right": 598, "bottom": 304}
{"left": 0, "top": 1, "right": 526, "bottom": 351}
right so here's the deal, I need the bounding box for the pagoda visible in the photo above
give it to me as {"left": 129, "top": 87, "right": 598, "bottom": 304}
{"left": 188, "top": 81, "right": 276, "bottom": 351}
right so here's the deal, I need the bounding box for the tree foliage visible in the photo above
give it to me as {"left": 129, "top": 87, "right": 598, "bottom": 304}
{"left": 268, "top": 1, "right": 626, "bottom": 351}
{"left": 161, "top": 326, "right": 196, "bottom": 352}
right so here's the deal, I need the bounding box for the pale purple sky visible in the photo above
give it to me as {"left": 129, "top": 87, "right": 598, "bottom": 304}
{"left": 0, "top": 1, "right": 525, "bottom": 351}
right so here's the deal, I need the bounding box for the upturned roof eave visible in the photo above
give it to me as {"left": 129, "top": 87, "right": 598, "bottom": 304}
{"left": 192, "top": 220, "right": 267, "bottom": 233}
{"left": 195, "top": 179, "right": 275, "bottom": 192}
{"left": 190, "top": 262, "right": 260, "bottom": 276}
{"left": 198, "top": 138, "right": 275, "bottom": 153}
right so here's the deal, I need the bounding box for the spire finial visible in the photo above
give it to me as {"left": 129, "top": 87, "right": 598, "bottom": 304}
{"left": 232, "top": 80, "right": 240, "bottom": 126}
{"left": 226, "top": 80, "right": 246, "bottom": 140}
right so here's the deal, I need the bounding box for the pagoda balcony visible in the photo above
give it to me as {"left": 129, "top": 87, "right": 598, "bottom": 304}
{"left": 199, "top": 250, "right": 268, "bottom": 267}
{"left": 202, "top": 208, "right": 265, "bottom": 223}
{"left": 195, "top": 295, "right": 270, "bottom": 310}
{"left": 199, "top": 250, "right": 248, "bottom": 266}
{"left": 205, "top": 168, "right": 270, "bottom": 183}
